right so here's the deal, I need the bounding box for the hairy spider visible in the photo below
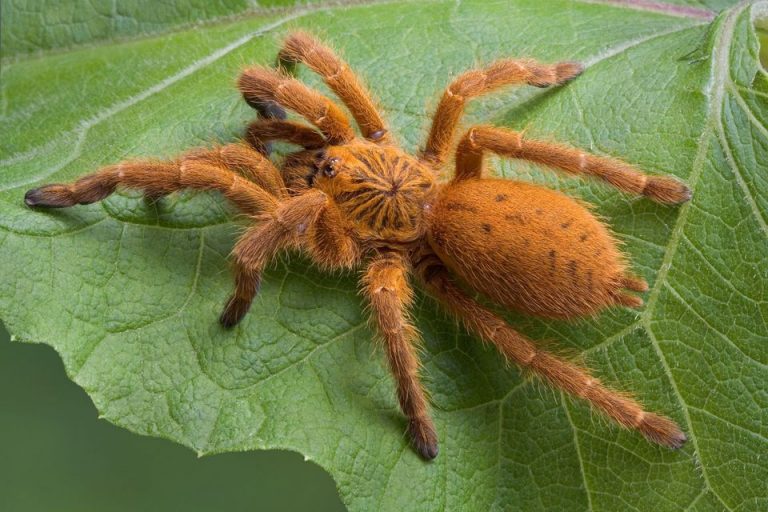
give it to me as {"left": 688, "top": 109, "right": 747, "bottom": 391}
{"left": 25, "top": 32, "right": 691, "bottom": 460}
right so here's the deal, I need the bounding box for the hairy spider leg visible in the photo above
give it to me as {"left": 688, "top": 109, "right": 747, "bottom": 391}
{"left": 278, "top": 31, "right": 391, "bottom": 143}
{"left": 241, "top": 119, "right": 326, "bottom": 194}
{"left": 24, "top": 154, "right": 280, "bottom": 215}
{"left": 420, "top": 58, "right": 583, "bottom": 168}
{"left": 364, "top": 251, "right": 437, "bottom": 459}
{"left": 182, "top": 143, "right": 288, "bottom": 198}
{"left": 454, "top": 125, "right": 691, "bottom": 204}
{"left": 224, "top": 190, "right": 320, "bottom": 326}
{"left": 244, "top": 118, "right": 326, "bottom": 155}
{"left": 224, "top": 189, "right": 360, "bottom": 326}
{"left": 23, "top": 147, "right": 290, "bottom": 328}
{"left": 238, "top": 66, "right": 355, "bottom": 145}
{"left": 413, "top": 250, "right": 687, "bottom": 449}
{"left": 280, "top": 150, "right": 322, "bottom": 193}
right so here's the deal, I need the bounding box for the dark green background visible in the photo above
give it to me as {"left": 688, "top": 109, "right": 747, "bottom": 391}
{"left": 0, "top": 322, "right": 345, "bottom": 511}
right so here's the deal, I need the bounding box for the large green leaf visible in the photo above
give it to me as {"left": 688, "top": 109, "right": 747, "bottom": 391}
{"left": 1, "top": 0, "right": 766, "bottom": 510}
{"left": 0, "top": 0, "right": 325, "bottom": 59}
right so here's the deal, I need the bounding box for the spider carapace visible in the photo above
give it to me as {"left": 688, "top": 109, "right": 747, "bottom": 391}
{"left": 25, "top": 31, "right": 692, "bottom": 460}
{"left": 311, "top": 144, "right": 437, "bottom": 244}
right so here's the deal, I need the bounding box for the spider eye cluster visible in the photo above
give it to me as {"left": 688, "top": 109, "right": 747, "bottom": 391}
{"left": 307, "top": 151, "right": 341, "bottom": 186}
{"left": 323, "top": 157, "right": 340, "bottom": 178}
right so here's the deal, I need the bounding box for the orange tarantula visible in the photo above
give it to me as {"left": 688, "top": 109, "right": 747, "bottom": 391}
{"left": 25, "top": 32, "right": 691, "bottom": 460}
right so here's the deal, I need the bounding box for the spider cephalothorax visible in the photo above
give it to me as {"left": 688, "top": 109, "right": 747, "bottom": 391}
{"left": 25, "top": 31, "right": 691, "bottom": 460}
{"left": 313, "top": 143, "right": 437, "bottom": 243}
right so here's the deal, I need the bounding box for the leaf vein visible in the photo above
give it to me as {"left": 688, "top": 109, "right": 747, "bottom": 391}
{"left": 662, "top": 280, "right": 767, "bottom": 369}
{"left": 561, "top": 392, "right": 595, "bottom": 512}
{"left": 690, "top": 406, "right": 768, "bottom": 444}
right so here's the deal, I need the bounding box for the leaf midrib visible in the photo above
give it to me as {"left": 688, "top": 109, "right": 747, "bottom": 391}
{"left": 638, "top": 3, "right": 760, "bottom": 511}
{"left": 471, "top": 20, "right": 708, "bottom": 510}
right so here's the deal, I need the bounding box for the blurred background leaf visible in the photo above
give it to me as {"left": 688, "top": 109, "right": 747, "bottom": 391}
{"left": 0, "top": 322, "right": 345, "bottom": 511}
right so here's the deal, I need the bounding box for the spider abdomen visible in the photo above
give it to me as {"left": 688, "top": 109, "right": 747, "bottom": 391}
{"left": 427, "top": 179, "right": 644, "bottom": 319}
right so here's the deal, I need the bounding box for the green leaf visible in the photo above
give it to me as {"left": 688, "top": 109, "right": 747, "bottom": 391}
{"left": 1, "top": 0, "right": 766, "bottom": 510}
{"left": 0, "top": 0, "right": 326, "bottom": 59}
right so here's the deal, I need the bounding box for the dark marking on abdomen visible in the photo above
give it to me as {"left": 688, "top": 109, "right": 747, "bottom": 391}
{"left": 445, "top": 202, "right": 478, "bottom": 213}
{"left": 548, "top": 249, "right": 556, "bottom": 275}
{"left": 482, "top": 223, "right": 492, "bottom": 234}
{"left": 504, "top": 213, "right": 526, "bottom": 225}
{"left": 567, "top": 260, "right": 578, "bottom": 285}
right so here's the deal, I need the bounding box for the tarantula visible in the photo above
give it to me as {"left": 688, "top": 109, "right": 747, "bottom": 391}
{"left": 25, "top": 32, "right": 691, "bottom": 460}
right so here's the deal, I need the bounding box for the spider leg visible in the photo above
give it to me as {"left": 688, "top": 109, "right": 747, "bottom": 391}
{"left": 240, "top": 119, "right": 326, "bottom": 195}
{"left": 183, "top": 143, "right": 287, "bottom": 198}
{"left": 221, "top": 261, "right": 262, "bottom": 328}
{"left": 24, "top": 151, "right": 280, "bottom": 215}
{"left": 238, "top": 66, "right": 355, "bottom": 145}
{"left": 278, "top": 31, "right": 390, "bottom": 143}
{"left": 279, "top": 149, "right": 319, "bottom": 194}
{"left": 244, "top": 118, "right": 326, "bottom": 155}
{"left": 454, "top": 125, "right": 691, "bottom": 204}
{"left": 412, "top": 250, "right": 686, "bottom": 449}
{"left": 305, "top": 197, "right": 359, "bottom": 268}
{"left": 243, "top": 95, "right": 287, "bottom": 122}
{"left": 421, "top": 58, "right": 583, "bottom": 168}
{"left": 363, "top": 251, "right": 438, "bottom": 460}
{"left": 222, "top": 190, "right": 325, "bottom": 326}
{"left": 223, "top": 190, "right": 359, "bottom": 326}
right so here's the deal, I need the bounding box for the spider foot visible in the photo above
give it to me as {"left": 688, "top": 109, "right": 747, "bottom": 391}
{"left": 641, "top": 413, "right": 688, "bottom": 450}
{"left": 25, "top": 185, "right": 74, "bottom": 208}
{"left": 531, "top": 61, "right": 584, "bottom": 88}
{"left": 643, "top": 176, "right": 692, "bottom": 204}
{"left": 245, "top": 98, "right": 287, "bottom": 121}
{"left": 219, "top": 295, "right": 253, "bottom": 328}
{"left": 408, "top": 418, "right": 439, "bottom": 461}
{"left": 554, "top": 61, "right": 584, "bottom": 84}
